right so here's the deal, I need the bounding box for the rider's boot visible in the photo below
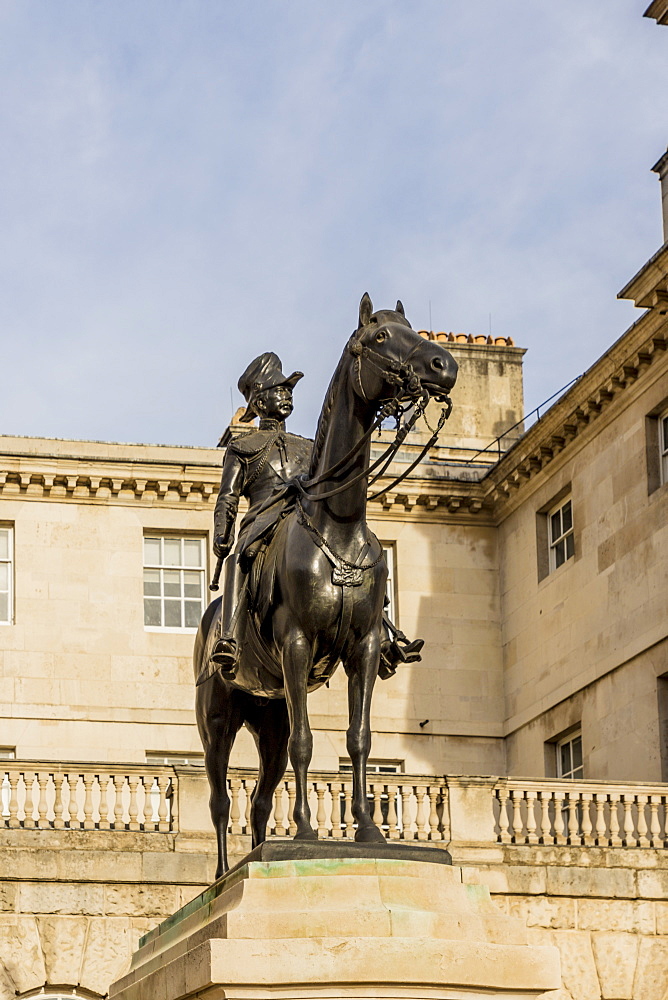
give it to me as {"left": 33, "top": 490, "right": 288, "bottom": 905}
{"left": 378, "top": 616, "right": 424, "bottom": 680}
{"left": 211, "top": 553, "right": 245, "bottom": 679}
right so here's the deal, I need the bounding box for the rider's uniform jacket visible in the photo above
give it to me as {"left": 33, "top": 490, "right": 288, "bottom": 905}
{"left": 214, "top": 417, "right": 312, "bottom": 555}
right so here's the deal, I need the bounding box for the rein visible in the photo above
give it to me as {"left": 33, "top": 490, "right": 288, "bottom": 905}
{"left": 296, "top": 336, "right": 451, "bottom": 504}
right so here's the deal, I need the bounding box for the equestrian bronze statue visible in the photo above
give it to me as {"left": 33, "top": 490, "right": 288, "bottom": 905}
{"left": 194, "top": 294, "right": 458, "bottom": 876}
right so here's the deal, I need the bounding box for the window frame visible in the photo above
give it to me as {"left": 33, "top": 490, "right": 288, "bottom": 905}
{"left": 381, "top": 543, "right": 397, "bottom": 624}
{"left": 660, "top": 408, "right": 668, "bottom": 487}
{"left": 0, "top": 525, "right": 14, "bottom": 625}
{"left": 547, "top": 495, "right": 574, "bottom": 574}
{"left": 143, "top": 534, "right": 207, "bottom": 632}
{"left": 556, "top": 730, "right": 584, "bottom": 780}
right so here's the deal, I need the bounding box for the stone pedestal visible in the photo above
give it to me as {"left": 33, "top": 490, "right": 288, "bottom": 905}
{"left": 109, "top": 843, "right": 560, "bottom": 1000}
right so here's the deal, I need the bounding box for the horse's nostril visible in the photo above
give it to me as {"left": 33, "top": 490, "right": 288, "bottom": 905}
{"left": 431, "top": 357, "right": 444, "bottom": 371}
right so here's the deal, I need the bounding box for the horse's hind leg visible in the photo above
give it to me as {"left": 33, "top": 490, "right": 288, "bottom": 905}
{"left": 249, "top": 699, "right": 290, "bottom": 849}
{"left": 197, "top": 682, "right": 244, "bottom": 879}
{"left": 282, "top": 631, "right": 318, "bottom": 840}
{"left": 345, "top": 631, "right": 386, "bottom": 843}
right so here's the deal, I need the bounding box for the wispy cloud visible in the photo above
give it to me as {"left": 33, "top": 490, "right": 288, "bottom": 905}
{"left": 0, "top": 1, "right": 665, "bottom": 445}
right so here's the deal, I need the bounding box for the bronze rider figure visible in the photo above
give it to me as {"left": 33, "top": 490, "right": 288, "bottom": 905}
{"left": 209, "top": 352, "right": 423, "bottom": 680}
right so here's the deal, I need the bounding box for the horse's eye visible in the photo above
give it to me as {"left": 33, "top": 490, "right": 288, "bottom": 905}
{"left": 376, "top": 330, "right": 388, "bottom": 343}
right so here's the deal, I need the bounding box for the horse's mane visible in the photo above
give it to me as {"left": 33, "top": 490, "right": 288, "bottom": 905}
{"left": 308, "top": 337, "right": 354, "bottom": 478}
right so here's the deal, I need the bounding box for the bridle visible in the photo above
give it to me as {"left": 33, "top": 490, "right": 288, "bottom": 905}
{"left": 294, "top": 330, "right": 452, "bottom": 503}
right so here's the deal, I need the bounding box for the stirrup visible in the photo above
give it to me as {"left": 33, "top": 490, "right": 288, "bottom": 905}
{"left": 378, "top": 636, "right": 424, "bottom": 680}
{"left": 211, "top": 636, "right": 239, "bottom": 679}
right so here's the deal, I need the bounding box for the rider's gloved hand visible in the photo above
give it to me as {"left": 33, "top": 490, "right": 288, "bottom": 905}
{"left": 213, "top": 534, "right": 231, "bottom": 560}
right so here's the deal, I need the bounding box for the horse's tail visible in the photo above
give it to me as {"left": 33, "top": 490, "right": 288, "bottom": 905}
{"left": 193, "top": 595, "right": 222, "bottom": 683}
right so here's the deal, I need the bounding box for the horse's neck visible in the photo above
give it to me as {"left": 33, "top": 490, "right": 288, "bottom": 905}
{"left": 308, "top": 356, "right": 374, "bottom": 546}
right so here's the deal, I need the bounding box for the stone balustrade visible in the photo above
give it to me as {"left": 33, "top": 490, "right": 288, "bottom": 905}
{"left": 494, "top": 776, "right": 668, "bottom": 849}
{"left": 4, "top": 763, "right": 668, "bottom": 852}
{"left": 0, "top": 761, "right": 176, "bottom": 831}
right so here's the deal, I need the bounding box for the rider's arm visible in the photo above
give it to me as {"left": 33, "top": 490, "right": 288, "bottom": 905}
{"left": 213, "top": 451, "right": 245, "bottom": 558}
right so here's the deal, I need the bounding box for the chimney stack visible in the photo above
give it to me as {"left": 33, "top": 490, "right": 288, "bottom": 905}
{"left": 652, "top": 147, "right": 668, "bottom": 244}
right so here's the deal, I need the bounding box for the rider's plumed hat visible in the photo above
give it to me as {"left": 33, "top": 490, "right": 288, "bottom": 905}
{"left": 237, "top": 352, "right": 303, "bottom": 422}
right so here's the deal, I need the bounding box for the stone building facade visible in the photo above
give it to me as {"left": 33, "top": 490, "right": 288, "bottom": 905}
{"left": 2, "top": 71, "right": 668, "bottom": 1000}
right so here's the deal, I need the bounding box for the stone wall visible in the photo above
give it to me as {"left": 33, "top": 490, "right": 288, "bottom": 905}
{"left": 3, "top": 821, "right": 668, "bottom": 1000}
{"left": 498, "top": 346, "right": 668, "bottom": 781}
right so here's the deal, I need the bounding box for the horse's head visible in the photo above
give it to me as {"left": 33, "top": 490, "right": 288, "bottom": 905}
{"left": 349, "top": 292, "right": 458, "bottom": 410}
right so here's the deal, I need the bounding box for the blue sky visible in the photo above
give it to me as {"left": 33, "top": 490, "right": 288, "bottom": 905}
{"left": 0, "top": 1, "right": 666, "bottom": 446}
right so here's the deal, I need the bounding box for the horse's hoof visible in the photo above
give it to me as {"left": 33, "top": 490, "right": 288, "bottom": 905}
{"left": 293, "top": 828, "right": 319, "bottom": 841}
{"left": 355, "top": 824, "right": 386, "bottom": 844}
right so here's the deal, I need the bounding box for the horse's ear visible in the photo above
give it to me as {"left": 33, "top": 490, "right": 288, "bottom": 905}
{"left": 395, "top": 299, "right": 405, "bottom": 317}
{"left": 358, "top": 292, "right": 373, "bottom": 329}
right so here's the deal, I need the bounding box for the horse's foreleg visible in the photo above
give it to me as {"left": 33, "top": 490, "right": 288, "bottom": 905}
{"left": 345, "top": 631, "right": 385, "bottom": 843}
{"left": 282, "top": 632, "right": 317, "bottom": 840}
{"left": 197, "top": 684, "right": 243, "bottom": 879}
{"left": 250, "top": 700, "right": 290, "bottom": 848}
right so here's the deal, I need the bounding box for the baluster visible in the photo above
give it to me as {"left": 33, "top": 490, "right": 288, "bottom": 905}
{"left": 65, "top": 774, "right": 79, "bottom": 828}
{"left": 553, "top": 791, "right": 566, "bottom": 845}
{"left": 511, "top": 788, "right": 524, "bottom": 843}
{"left": 23, "top": 771, "right": 37, "bottom": 828}
{"left": 649, "top": 795, "right": 662, "bottom": 847}
{"left": 142, "top": 774, "right": 157, "bottom": 830}
{"left": 316, "top": 782, "right": 328, "bottom": 838}
{"left": 594, "top": 793, "right": 607, "bottom": 845}
{"left": 372, "top": 783, "right": 383, "bottom": 830}
{"left": 428, "top": 786, "right": 441, "bottom": 841}
{"left": 287, "top": 781, "right": 297, "bottom": 836}
{"left": 622, "top": 794, "right": 636, "bottom": 847}
{"left": 386, "top": 784, "right": 399, "bottom": 840}
{"left": 98, "top": 774, "right": 111, "bottom": 830}
{"left": 51, "top": 772, "right": 65, "bottom": 830}
{"left": 167, "top": 774, "right": 178, "bottom": 830}
{"left": 244, "top": 779, "right": 254, "bottom": 834}
{"left": 112, "top": 774, "right": 125, "bottom": 829}
{"left": 36, "top": 772, "right": 50, "bottom": 828}
{"left": 229, "top": 778, "right": 242, "bottom": 835}
{"left": 330, "top": 782, "right": 343, "bottom": 838}
{"left": 82, "top": 774, "right": 96, "bottom": 830}
{"left": 636, "top": 794, "right": 649, "bottom": 847}
{"left": 400, "top": 784, "right": 412, "bottom": 840}
{"left": 342, "top": 781, "right": 353, "bottom": 839}
{"left": 7, "top": 771, "right": 20, "bottom": 829}
{"left": 127, "top": 774, "right": 140, "bottom": 831}
{"left": 609, "top": 793, "right": 621, "bottom": 846}
{"left": 662, "top": 795, "right": 668, "bottom": 845}
{"left": 580, "top": 792, "right": 593, "bottom": 845}
{"left": 440, "top": 784, "right": 451, "bottom": 842}
{"left": 156, "top": 775, "right": 170, "bottom": 832}
{"left": 497, "top": 787, "right": 510, "bottom": 843}
{"left": 538, "top": 790, "right": 552, "bottom": 844}
{"left": 273, "top": 783, "right": 285, "bottom": 836}
{"left": 525, "top": 790, "right": 538, "bottom": 844}
{"left": 566, "top": 791, "right": 580, "bottom": 843}
{"left": 415, "top": 786, "right": 428, "bottom": 842}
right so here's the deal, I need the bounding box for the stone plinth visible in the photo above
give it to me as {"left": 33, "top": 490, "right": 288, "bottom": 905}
{"left": 109, "top": 843, "right": 560, "bottom": 1000}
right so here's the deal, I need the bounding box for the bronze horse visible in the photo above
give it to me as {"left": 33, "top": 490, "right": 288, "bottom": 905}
{"left": 194, "top": 294, "right": 458, "bottom": 876}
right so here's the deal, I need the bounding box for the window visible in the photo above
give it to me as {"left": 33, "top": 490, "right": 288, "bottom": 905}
{"left": 660, "top": 410, "right": 668, "bottom": 486}
{"left": 382, "top": 544, "right": 397, "bottom": 622}
{"left": 548, "top": 497, "right": 574, "bottom": 572}
{"left": 143, "top": 536, "right": 206, "bottom": 629}
{"left": 0, "top": 526, "right": 13, "bottom": 624}
{"left": 146, "top": 752, "right": 204, "bottom": 766}
{"left": 556, "top": 731, "right": 583, "bottom": 780}
{"left": 339, "top": 759, "right": 403, "bottom": 775}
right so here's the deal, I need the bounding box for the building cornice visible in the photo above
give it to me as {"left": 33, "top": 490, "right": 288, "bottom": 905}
{"left": 617, "top": 241, "right": 668, "bottom": 310}
{"left": 645, "top": 0, "right": 668, "bottom": 24}
{"left": 482, "top": 309, "right": 668, "bottom": 518}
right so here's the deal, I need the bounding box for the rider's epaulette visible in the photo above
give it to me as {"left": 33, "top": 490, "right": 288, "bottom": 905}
{"left": 227, "top": 430, "right": 314, "bottom": 459}
{"left": 227, "top": 430, "right": 275, "bottom": 457}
